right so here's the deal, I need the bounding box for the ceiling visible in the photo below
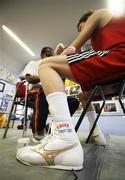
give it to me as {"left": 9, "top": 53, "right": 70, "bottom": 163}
{"left": 0, "top": 0, "right": 107, "bottom": 76}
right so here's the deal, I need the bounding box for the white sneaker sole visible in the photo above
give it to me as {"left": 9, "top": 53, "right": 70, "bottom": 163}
{"left": 16, "top": 155, "right": 83, "bottom": 170}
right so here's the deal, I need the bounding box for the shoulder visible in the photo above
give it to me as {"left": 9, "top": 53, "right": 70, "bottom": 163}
{"left": 90, "top": 9, "right": 112, "bottom": 21}
{"left": 37, "top": 59, "right": 42, "bottom": 63}
{"left": 25, "top": 60, "right": 34, "bottom": 66}
{"left": 93, "top": 9, "right": 111, "bottom": 16}
{"left": 26, "top": 60, "right": 38, "bottom": 67}
{"left": 28, "top": 60, "right": 36, "bottom": 65}
{"left": 31, "top": 60, "right": 41, "bottom": 64}
{"left": 90, "top": 9, "right": 113, "bottom": 28}
{"left": 86, "top": 9, "right": 112, "bottom": 23}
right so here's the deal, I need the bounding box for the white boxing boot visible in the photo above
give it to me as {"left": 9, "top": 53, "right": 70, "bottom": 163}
{"left": 16, "top": 118, "right": 84, "bottom": 170}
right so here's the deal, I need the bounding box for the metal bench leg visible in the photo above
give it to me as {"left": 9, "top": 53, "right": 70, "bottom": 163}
{"left": 86, "top": 100, "right": 105, "bottom": 143}
{"left": 118, "top": 81, "right": 125, "bottom": 114}
{"left": 75, "top": 86, "right": 99, "bottom": 132}
{"left": 86, "top": 86, "right": 106, "bottom": 143}
{"left": 23, "top": 83, "right": 29, "bottom": 137}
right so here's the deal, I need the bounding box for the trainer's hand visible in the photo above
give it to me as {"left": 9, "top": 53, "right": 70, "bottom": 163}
{"left": 54, "top": 43, "right": 65, "bottom": 55}
{"left": 61, "top": 46, "right": 76, "bottom": 55}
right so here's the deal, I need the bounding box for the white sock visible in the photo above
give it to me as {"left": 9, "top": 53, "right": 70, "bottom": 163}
{"left": 46, "top": 92, "right": 79, "bottom": 142}
{"left": 46, "top": 92, "right": 71, "bottom": 119}
{"left": 86, "top": 111, "right": 102, "bottom": 136}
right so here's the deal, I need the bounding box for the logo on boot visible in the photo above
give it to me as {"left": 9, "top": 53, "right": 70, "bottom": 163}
{"left": 57, "top": 123, "right": 69, "bottom": 129}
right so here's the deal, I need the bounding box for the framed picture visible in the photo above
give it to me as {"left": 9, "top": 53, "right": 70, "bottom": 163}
{"left": 93, "top": 100, "right": 121, "bottom": 115}
{"left": 0, "top": 82, "right": 5, "bottom": 92}
{"left": 103, "top": 103, "right": 117, "bottom": 112}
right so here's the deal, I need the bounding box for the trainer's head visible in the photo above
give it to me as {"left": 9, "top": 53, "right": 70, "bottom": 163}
{"left": 77, "top": 10, "right": 94, "bottom": 32}
{"left": 40, "top": 47, "right": 54, "bottom": 58}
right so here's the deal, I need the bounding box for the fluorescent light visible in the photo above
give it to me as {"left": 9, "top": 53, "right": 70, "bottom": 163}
{"left": 2, "top": 25, "right": 35, "bottom": 57}
{"left": 107, "top": 0, "right": 124, "bottom": 16}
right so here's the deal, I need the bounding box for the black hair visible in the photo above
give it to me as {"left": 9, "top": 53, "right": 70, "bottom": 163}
{"left": 77, "top": 10, "right": 94, "bottom": 31}
{"left": 40, "top": 46, "right": 53, "bottom": 57}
